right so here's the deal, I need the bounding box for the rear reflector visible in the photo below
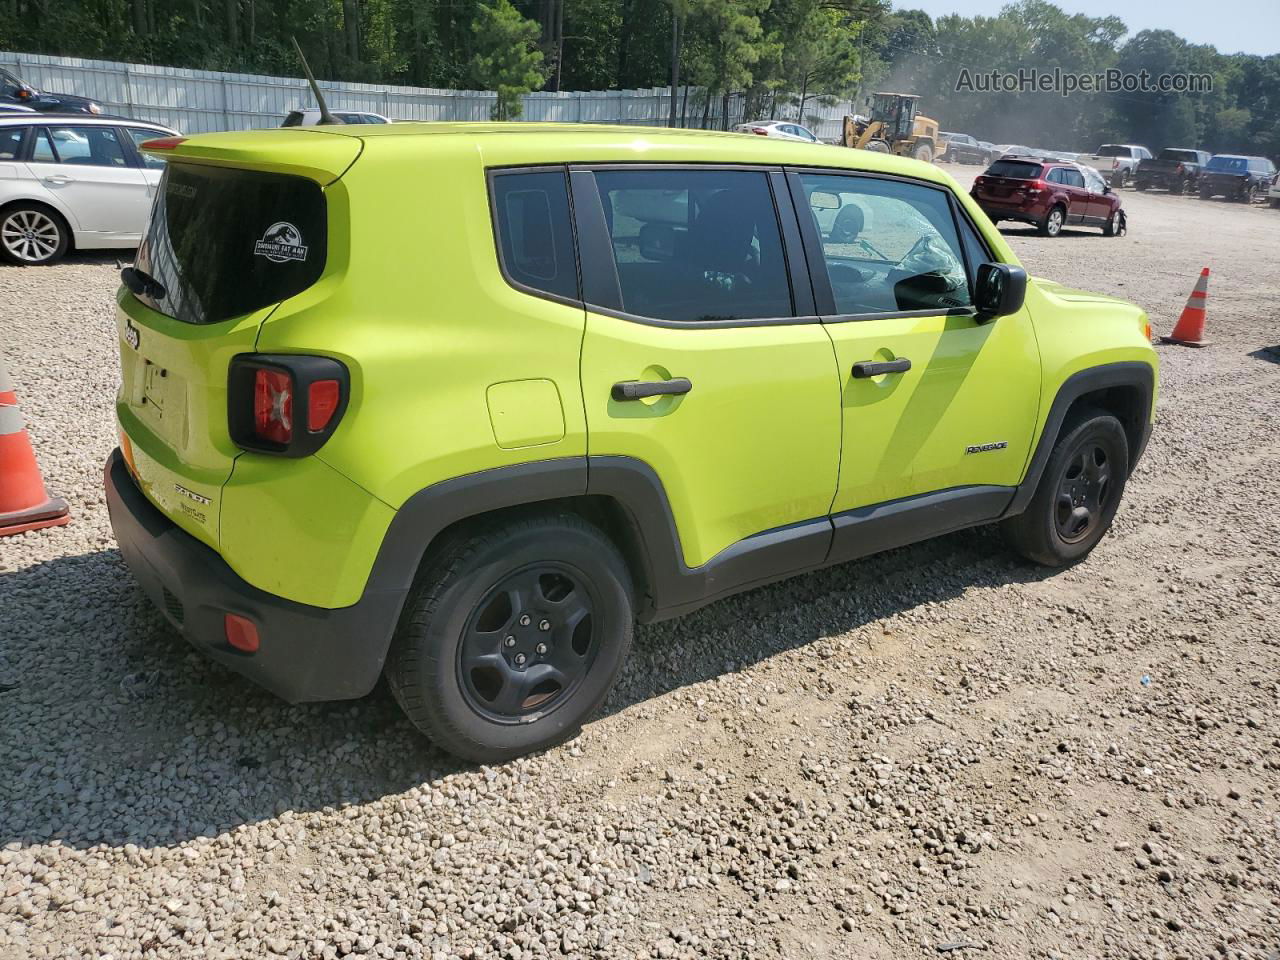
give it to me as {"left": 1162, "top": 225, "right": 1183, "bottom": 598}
{"left": 141, "top": 136, "right": 187, "bottom": 151}
{"left": 253, "top": 368, "right": 293, "bottom": 445}
{"left": 224, "top": 613, "right": 260, "bottom": 653}
{"left": 308, "top": 379, "right": 341, "bottom": 432}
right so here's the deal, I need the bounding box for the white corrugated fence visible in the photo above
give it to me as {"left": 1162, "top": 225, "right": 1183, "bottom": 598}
{"left": 1, "top": 51, "right": 856, "bottom": 138}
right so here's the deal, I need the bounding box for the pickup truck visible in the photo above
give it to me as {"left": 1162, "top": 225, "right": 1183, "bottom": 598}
{"left": 1135, "top": 148, "right": 1211, "bottom": 193}
{"left": 1079, "top": 144, "right": 1152, "bottom": 188}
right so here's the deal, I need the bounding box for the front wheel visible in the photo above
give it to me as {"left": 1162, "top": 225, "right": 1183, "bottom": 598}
{"left": 386, "top": 513, "right": 634, "bottom": 763}
{"left": 1002, "top": 409, "right": 1129, "bottom": 567}
{"left": 0, "top": 204, "right": 70, "bottom": 265}
{"left": 912, "top": 142, "right": 934, "bottom": 163}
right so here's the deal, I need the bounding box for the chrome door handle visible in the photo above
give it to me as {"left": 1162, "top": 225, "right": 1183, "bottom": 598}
{"left": 43, "top": 175, "right": 73, "bottom": 185}
{"left": 851, "top": 358, "right": 911, "bottom": 378}
{"left": 611, "top": 378, "right": 692, "bottom": 401}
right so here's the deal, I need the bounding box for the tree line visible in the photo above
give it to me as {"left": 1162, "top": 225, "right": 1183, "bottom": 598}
{"left": 2, "top": 0, "right": 1277, "bottom": 157}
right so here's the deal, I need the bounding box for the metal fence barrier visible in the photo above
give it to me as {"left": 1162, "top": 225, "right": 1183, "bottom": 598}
{"left": 1, "top": 50, "right": 855, "bottom": 139}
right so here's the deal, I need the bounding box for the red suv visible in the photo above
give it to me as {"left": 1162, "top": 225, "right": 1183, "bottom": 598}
{"left": 971, "top": 156, "right": 1123, "bottom": 237}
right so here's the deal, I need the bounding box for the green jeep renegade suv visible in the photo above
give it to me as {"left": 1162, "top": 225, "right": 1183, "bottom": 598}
{"left": 105, "top": 124, "right": 1157, "bottom": 762}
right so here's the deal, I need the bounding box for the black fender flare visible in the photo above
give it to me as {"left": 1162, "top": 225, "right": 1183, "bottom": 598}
{"left": 1004, "top": 360, "right": 1155, "bottom": 517}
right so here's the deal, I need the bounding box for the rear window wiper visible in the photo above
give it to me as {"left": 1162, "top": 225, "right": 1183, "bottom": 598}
{"left": 121, "top": 266, "right": 166, "bottom": 301}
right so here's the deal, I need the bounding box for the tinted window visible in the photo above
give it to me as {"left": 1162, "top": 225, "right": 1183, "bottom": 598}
{"left": 491, "top": 169, "right": 578, "bottom": 302}
{"left": 1062, "top": 169, "right": 1085, "bottom": 188}
{"left": 1045, "top": 168, "right": 1063, "bottom": 184}
{"left": 0, "top": 126, "right": 23, "bottom": 160}
{"left": 987, "top": 160, "right": 1041, "bottom": 179}
{"left": 801, "top": 173, "right": 972, "bottom": 315}
{"left": 1160, "top": 150, "right": 1199, "bottom": 162}
{"left": 1207, "top": 156, "right": 1246, "bottom": 172}
{"left": 134, "top": 163, "right": 328, "bottom": 325}
{"left": 1097, "top": 145, "right": 1129, "bottom": 157}
{"left": 594, "top": 168, "right": 792, "bottom": 323}
{"left": 127, "top": 128, "right": 168, "bottom": 168}
{"left": 39, "top": 125, "right": 128, "bottom": 167}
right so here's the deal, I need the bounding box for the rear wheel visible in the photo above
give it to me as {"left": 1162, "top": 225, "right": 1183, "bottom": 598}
{"left": 1112, "top": 169, "right": 1127, "bottom": 189}
{"left": 1038, "top": 204, "right": 1065, "bottom": 237}
{"left": 0, "top": 204, "right": 70, "bottom": 265}
{"left": 912, "top": 142, "right": 934, "bottom": 163}
{"left": 1002, "top": 409, "right": 1129, "bottom": 567}
{"left": 865, "top": 139, "right": 891, "bottom": 154}
{"left": 1241, "top": 184, "right": 1258, "bottom": 204}
{"left": 1179, "top": 177, "right": 1192, "bottom": 194}
{"left": 386, "top": 513, "right": 634, "bottom": 763}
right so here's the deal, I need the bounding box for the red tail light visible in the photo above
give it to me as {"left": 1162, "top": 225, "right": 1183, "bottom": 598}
{"left": 1025, "top": 179, "right": 1046, "bottom": 194}
{"left": 253, "top": 368, "right": 293, "bottom": 445}
{"left": 229, "top": 355, "right": 349, "bottom": 457}
{"left": 751, "top": 127, "right": 769, "bottom": 135}
{"left": 308, "top": 379, "right": 341, "bottom": 432}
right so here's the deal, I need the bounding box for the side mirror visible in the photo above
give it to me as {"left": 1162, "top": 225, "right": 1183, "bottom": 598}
{"left": 1103, "top": 184, "right": 1112, "bottom": 195}
{"left": 974, "top": 262, "right": 1027, "bottom": 321}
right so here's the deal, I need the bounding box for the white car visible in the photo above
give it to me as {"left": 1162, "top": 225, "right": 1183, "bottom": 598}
{"left": 733, "top": 120, "right": 821, "bottom": 144}
{"left": 0, "top": 114, "right": 178, "bottom": 265}
{"left": 282, "top": 109, "right": 391, "bottom": 126}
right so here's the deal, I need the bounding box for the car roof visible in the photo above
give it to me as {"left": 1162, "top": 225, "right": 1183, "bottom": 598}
{"left": 0, "top": 113, "right": 175, "bottom": 129}
{"left": 162, "top": 122, "right": 957, "bottom": 188}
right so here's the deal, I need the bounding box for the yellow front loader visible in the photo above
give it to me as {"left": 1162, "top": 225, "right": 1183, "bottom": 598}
{"left": 842, "top": 92, "right": 941, "bottom": 163}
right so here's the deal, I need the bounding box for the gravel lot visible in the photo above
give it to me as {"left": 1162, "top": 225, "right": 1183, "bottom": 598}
{"left": 2, "top": 164, "right": 1279, "bottom": 960}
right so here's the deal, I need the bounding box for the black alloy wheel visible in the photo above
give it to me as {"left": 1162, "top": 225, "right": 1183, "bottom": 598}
{"left": 1053, "top": 443, "right": 1114, "bottom": 544}
{"left": 458, "top": 563, "right": 598, "bottom": 723}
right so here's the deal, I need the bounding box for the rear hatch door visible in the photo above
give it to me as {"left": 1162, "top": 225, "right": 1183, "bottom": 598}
{"left": 116, "top": 130, "right": 360, "bottom": 548}
{"left": 974, "top": 159, "right": 1043, "bottom": 202}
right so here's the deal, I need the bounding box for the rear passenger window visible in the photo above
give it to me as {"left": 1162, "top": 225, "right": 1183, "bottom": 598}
{"left": 593, "top": 168, "right": 792, "bottom": 323}
{"left": 0, "top": 126, "right": 23, "bottom": 160}
{"left": 492, "top": 169, "right": 578, "bottom": 302}
{"left": 41, "top": 126, "right": 128, "bottom": 167}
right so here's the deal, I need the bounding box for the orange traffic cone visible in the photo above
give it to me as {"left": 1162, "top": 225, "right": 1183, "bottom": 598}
{"left": 0, "top": 357, "right": 70, "bottom": 537}
{"left": 1161, "top": 267, "right": 1210, "bottom": 347}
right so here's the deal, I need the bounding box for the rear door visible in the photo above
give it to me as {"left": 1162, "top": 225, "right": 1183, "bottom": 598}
{"left": 25, "top": 124, "right": 148, "bottom": 238}
{"left": 788, "top": 169, "right": 1040, "bottom": 553}
{"left": 571, "top": 165, "right": 842, "bottom": 571}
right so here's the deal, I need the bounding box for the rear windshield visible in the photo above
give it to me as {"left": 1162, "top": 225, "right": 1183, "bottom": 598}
{"left": 986, "top": 160, "right": 1042, "bottom": 179}
{"left": 1096, "top": 145, "right": 1129, "bottom": 157}
{"left": 133, "top": 163, "right": 328, "bottom": 325}
{"left": 1159, "top": 149, "right": 1199, "bottom": 162}
{"left": 1206, "top": 156, "right": 1246, "bottom": 172}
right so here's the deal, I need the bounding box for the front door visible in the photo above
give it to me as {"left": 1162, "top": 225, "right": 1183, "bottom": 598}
{"left": 572, "top": 165, "right": 842, "bottom": 571}
{"left": 789, "top": 170, "right": 1041, "bottom": 555}
{"left": 25, "top": 124, "right": 149, "bottom": 238}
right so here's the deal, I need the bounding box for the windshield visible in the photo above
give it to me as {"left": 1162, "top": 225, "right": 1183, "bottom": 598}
{"left": 1096, "top": 145, "right": 1129, "bottom": 157}
{"left": 1206, "top": 156, "right": 1247, "bottom": 172}
{"left": 133, "top": 163, "right": 328, "bottom": 325}
{"left": 1, "top": 68, "right": 31, "bottom": 94}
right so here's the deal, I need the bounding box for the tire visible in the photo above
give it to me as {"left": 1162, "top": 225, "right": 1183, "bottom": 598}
{"left": 1179, "top": 178, "right": 1191, "bottom": 195}
{"left": 1134, "top": 180, "right": 1147, "bottom": 192}
{"left": 385, "top": 512, "right": 634, "bottom": 763}
{"left": 1037, "top": 204, "right": 1065, "bottom": 237}
{"left": 1001, "top": 408, "right": 1129, "bottom": 567}
{"left": 865, "top": 139, "right": 891, "bottom": 154}
{"left": 1199, "top": 189, "right": 1212, "bottom": 201}
{"left": 912, "top": 142, "right": 933, "bottom": 163}
{"left": 0, "top": 203, "right": 70, "bottom": 265}
{"left": 1102, "top": 213, "right": 1117, "bottom": 237}
{"left": 1241, "top": 185, "right": 1257, "bottom": 204}
{"left": 1112, "top": 170, "right": 1126, "bottom": 189}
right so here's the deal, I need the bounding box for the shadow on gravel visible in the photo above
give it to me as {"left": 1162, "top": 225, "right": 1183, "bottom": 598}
{"left": 1248, "top": 346, "right": 1280, "bottom": 365}
{"left": 0, "top": 527, "right": 1056, "bottom": 852}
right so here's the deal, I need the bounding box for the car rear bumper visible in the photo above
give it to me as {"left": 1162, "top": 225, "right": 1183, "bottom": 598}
{"left": 104, "top": 448, "right": 407, "bottom": 703}
{"left": 975, "top": 201, "right": 1043, "bottom": 224}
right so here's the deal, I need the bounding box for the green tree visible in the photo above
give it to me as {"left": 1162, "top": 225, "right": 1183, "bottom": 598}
{"left": 469, "top": 0, "right": 546, "bottom": 119}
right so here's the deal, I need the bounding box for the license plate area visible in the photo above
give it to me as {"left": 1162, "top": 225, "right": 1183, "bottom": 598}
{"left": 142, "top": 360, "right": 167, "bottom": 414}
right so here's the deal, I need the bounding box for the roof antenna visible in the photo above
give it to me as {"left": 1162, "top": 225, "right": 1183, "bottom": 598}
{"left": 291, "top": 36, "right": 339, "bottom": 125}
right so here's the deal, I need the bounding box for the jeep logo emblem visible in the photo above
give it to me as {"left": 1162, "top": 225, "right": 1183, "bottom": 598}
{"left": 124, "top": 319, "right": 140, "bottom": 351}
